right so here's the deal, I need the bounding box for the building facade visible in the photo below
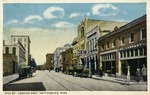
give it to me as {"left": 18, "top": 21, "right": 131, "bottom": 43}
{"left": 98, "top": 15, "right": 146, "bottom": 78}
{"left": 3, "top": 40, "right": 26, "bottom": 75}
{"left": 11, "top": 35, "right": 31, "bottom": 66}
{"left": 61, "top": 48, "right": 73, "bottom": 74}
{"left": 53, "top": 47, "right": 70, "bottom": 70}
{"left": 45, "top": 53, "right": 54, "bottom": 70}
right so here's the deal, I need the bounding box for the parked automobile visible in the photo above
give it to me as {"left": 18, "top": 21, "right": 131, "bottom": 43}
{"left": 55, "top": 67, "right": 60, "bottom": 72}
{"left": 82, "top": 68, "right": 89, "bottom": 77}
{"left": 73, "top": 65, "right": 84, "bottom": 77}
{"left": 18, "top": 66, "right": 33, "bottom": 79}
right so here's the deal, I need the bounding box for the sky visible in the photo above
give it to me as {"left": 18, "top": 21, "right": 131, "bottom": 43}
{"left": 3, "top": 3, "right": 146, "bottom": 65}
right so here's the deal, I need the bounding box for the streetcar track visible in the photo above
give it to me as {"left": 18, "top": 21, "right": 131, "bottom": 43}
{"left": 44, "top": 72, "right": 92, "bottom": 91}
{"left": 44, "top": 73, "right": 70, "bottom": 91}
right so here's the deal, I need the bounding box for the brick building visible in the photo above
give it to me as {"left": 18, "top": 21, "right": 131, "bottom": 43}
{"left": 98, "top": 15, "right": 146, "bottom": 78}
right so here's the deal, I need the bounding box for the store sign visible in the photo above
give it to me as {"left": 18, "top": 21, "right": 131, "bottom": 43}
{"left": 76, "top": 50, "right": 90, "bottom": 56}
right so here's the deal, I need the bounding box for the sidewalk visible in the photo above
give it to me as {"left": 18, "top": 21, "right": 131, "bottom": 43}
{"left": 92, "top": 75, "right": 146, "bottom": 85}
{"left": 3, "top": 74, "right": 19, "bottom": 85}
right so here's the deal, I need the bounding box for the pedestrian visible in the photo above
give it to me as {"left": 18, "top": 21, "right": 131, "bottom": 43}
{"left": 126, "top": 66, "right": 130, "bottom": 83}
{"left": 99, "top": 67, "right": 103, "bottom": 77}
{"left": 141, "top": 64, "right": 147, "bottom": 82}
{"left": 136, "top": 68, "right": 141, "bottom": 82}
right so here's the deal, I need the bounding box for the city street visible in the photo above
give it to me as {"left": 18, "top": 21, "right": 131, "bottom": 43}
{"left": 3, "top": 70, "right": 147, "bottom": 91}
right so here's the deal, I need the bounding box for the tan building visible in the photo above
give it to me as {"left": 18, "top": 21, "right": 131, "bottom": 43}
{"left": 3, "top": 40, "right": 26, "bottom": 75}
{"left": 11, "top": 35, "right": 31, "bottom": 66}
{"left": 71, "top": 37, "right": 79, "bottom": 65}
{"left": 61, "top": 48, "right": 73, "bottom": 74}
{"left": 45, "top": 53, "right": 54, "bottom": 70}
{"left": 75, "top": 16, "right": 126, "bottom": 68}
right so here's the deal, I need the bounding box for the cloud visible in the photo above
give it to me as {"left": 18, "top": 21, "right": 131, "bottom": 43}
{"left": 115, "top": 19, "right": 130, "bottom": 22}
{"left": 92, "top": 4, "right": 119, "bottom": 16}
{"left": 51, "top": 21, "right": 75, "bottom": 28}
{"left": 23, "top": 15, "right": 43, "bottom": 23}
{"left": 6, "top": 19, "right": 18, "bottom": 25}
{"left": 69, "top": 12, "right": 91, "bottom": 18}
{"left": 69, "top": 13, "right": 81, "bottom": 18}
{"left": 43, "top": 6, "right": 65, "bottom": 19}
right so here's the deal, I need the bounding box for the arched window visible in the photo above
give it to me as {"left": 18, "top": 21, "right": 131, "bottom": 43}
{"left": 5, "top": 47, "right": 9, "bottom": 54}
{"left": 13, "top": 47, "right": 16, "bottom": 55}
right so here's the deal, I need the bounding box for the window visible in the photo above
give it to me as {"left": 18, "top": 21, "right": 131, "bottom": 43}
{"left": 120, "top": 52, "right": 123, "bottom": 58}
{"left": 81, "top": 27, "right": 84, "bottom": 38}
{"left": 19, "top": 38, "right": 22, "bottom": 42}
{"left": 13, "top": 38, "right": 16, "bottom": 42}
{"left": 24, "top": 44, "right": 26, "bottom": 48}
{"left": 120, "top": 36, "right": 125, "bottom": 45}
{"left": 127, "top": 50, "right": 130, "bottom": 57}
{"left": 12, "top": 47, "right": 16, "bottom": 55}
{"left": 131, "top": 50, "right": 134, "bottom": 57}
{"left": 124, "top": 51, "right": 126, "bottom": 58}
{"left": 112, "top": 40, "right": 116, "bottom": 47}
{"left": 101, "top": 44, "right": 104, "bottom": 50}
{"left": 140, "top": 48, "right": 143, "bottom": 56}
{"left": 135, "top": 49, "right": 138, "bottom": 56}
{"left": 130, "top": 33, "right": 134, "bottom": 42}
{"left": 5, "top": 47, "right": 9, "bottom": 54}
{"left": 140, "top": 28, "right": 146, "bottom": 40}
{"left": 107, "top": 42, "right": 109, "bottom": 49}
{"left": 24, "top": 38, "right": 26, "bottom": 42}
{"left": 144, "top": 47, "right": 147, "bottom": 55}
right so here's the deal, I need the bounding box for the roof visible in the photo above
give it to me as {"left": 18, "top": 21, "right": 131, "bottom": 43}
{"left": 98, "top": 14, "right": 146, "bottom": 41}
{"left": 11, "top": 35, "right": 31, "bottom": 43}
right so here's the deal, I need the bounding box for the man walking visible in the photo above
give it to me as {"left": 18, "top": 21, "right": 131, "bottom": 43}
{"left": 141, "top": 64, "right": 147, "bottom": 82}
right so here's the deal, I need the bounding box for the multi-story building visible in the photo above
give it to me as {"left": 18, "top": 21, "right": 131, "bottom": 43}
{"left": 71, "top": 37, "right": 79, "bottom": 65}
{"left": 53, "top": 47, "right": 70, "bottom": 71}
{"left": 98, "top": 15, "right": 146, "bottom": 78}
{"left": 3, "top": 40, "right": 26, "bottom": 75}
{"left": 61, "top": 48, "right": 73, "bottom": 74}
{"left": 11, "top": 35, "right": 31, "bottom": 66}
{"left": 86, "top": 21, "right": 126, "bottom": 75}
{"left": 45, "top": 53, "right": 54, "bottom": 70}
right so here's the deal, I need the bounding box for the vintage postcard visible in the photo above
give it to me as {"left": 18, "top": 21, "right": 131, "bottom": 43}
{"left": 1, "top": 0, "right": 149, "bottom": 95}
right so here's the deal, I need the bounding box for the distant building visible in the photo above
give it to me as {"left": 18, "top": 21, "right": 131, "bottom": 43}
{"left": 98, "top": 15, "right": 146, "bottom": 78}
{"left": 11, "top": 35, "right": 31, "bottom": 66}
{"left": 64, "top": 43, "right": 71, "bottom": 48}
{"left": 53, "top": 47, "right": 70, "bottom": 70}
{"left": 45, "top": 53, "right": 54, "bottom": 70}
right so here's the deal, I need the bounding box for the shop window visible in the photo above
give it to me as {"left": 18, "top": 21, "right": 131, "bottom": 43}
{"left": 129, "top": 33, "right": 134, "bottom": 42}
{"left": 127, "top": 50, "right": 130, "bottom": 57}
{"left": 120, "top": 52, "right": 123, "bottom": 58}
{"left": 131, "top": 50, "right": 134, "bottom": 57}
{"left": 140, "top": 28, "right": 146, "bottom": 40}
{"left": 124, "top": 51, "right": 126, "bottom": 58}
{"left": 135, "top": 49, "right": 138, "bottom": 56}
{"left": 139, "top": 48, "right": 143, "bottom": 56}
{"left": 120, "top": 36, "right": 125, "bottom": 45}
{"left": 144, "top": 47, "right": 147, "bottom": 55}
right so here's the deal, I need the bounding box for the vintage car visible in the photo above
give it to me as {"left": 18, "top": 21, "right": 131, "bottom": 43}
{"left": 72, "top": 65, "right": 84, "bottom": 77}
{"left": 18, "top": 66, "right": 33, "bottom": 79}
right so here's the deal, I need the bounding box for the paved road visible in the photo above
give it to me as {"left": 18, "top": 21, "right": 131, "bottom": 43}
{"left": 3, "top": 70, "right": 147, "bottom": 91}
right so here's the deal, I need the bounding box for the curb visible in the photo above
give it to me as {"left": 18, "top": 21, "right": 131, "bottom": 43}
{"left": 92, "top": 76, "right": 146, "bottom": 85}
